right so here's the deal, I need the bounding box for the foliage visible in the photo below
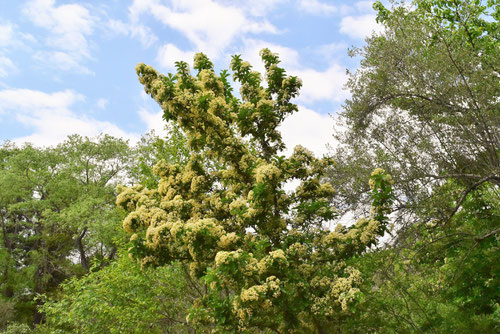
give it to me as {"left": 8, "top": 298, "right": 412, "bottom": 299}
{"left": 40, "top": 253, "right": 197, "bottom": 334}
{"left": 2, "top": 1, "right": 497, "bottom": 332}
{"left": 0, "top": 301, "right": 15, "bottom": 329}
{"left": 131, "top": 127, "right": 189, "bottom": 189}
{"left": 330, "top": 0, "right": 499, "bottom": 223}
{"left": 0, "top": 323, "right": 31, "bottom": 334}
{"left": 118, "top": 50, "right": 394, "bottom": 332}
{"left": 341, "top": 183, "right": 499, "bottom": 333}
{"left": 0, "top": 135, "right": 132, "bottom": 325}
{"left": 37, "top": 127, "right": 193, "bottom": 334}
{"left": 326, "top": 0, "right": 500, "bottom": 332}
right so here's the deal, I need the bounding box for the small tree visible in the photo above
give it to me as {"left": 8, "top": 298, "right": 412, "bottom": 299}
{"left": 118, "top": 49, "right": 393, "bottom": 332}
{"left": 40, "top": 253, "right": 196, "bottom": 334}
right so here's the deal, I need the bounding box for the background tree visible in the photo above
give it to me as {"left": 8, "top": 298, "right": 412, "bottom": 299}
{"left": 37, "top": 128, "right": 196, "bottom": 334}
{"left": 131, "top": 126, "right": 189, "bottom": 189}
{"left": 0, "top": 135, "right": 132, "bottom": 326}
{"left": 40, "top": 253, "right": 196, "bottom": 334}
{"left": 329, "top": 0, "right": 499, "bottom": 224}
{"left": 327, "top": 0, "right": 499, "bottom": 332}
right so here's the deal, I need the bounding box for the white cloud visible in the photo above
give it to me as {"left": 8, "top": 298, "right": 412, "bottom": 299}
{"left": 0, "top": 89, "right": 83, "bottom": 110}
{"left": 339, "top": 14, "right": 383, "bottom": 39}
{"left": 240, "top": 39, "right": 347, "bottom": 103}
{"left": 0, "top": 88, "right": 137, "bottom": 146}
{"left": 279, "top": 105, "right": 334, "bottom": 157}
{"left": 33, "top": 51, "right": 93, "bottom": 74}
{"left": 129, "top": 0, "right": 278, "bottom": 58}
{"left": 314, "top": 42, "right": 348, "bottom": 59}
{"left": 240, "top": 38, "right": 300, "bottom": 74}
{"left": 130, "top": 25, "right": 158, "bottom": 48}
{"left": 156, "top": 44, "right": 195, "bottom": 70}
{"left": 138, "top": 108, "right": 168, "bottom": 137}
{"left": 298, "top": 0, "right": 337, "bottom": 15}
{"left": 338, "top": 5, "right": 354, "bottom": 15}
{"left": 23, "top": 0, "right": 97, "bottom": 73}
{"left": 106, "top": 19, "right": 158, "bottom": 48}
{"left": 0, "top": 23, "right": 31, "bottom": 77}
{"left": 19, "top": 32, "right": 37, "bottom": 44}
{"left": 137, "top": 90, "right": 168, "bottom": 136}
{"left": 331, "top": 0, "right": 376, "bottom": 16}
{"left": 106, "top": 18, "right": 129, "bottom": 35}
{"left": 247, "top": 0, "right": 288, "bottom": 16}
{"left": 0, "top": 23, "right": 36, "bottom": 47}
{"left": 96, "top": 98, "right": 109, "bottom": 109}
{"left": 0, "top": 56, "right": 16, "bottom": 78}
{"left": 218, "top": 0, "right": 288, "bottom": 17}
{"left": 292, "top": 64, "right": 348, "bottom": 103}
{"left": 0, "top": 24, "right": 15, "bottom": 47}
{"left": 356, "top": 1, "right": 376, "bottom": 12}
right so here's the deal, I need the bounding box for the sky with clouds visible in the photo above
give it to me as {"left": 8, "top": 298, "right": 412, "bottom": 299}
{"left": 0, "top": 0, "right": 384, "bottom": 155}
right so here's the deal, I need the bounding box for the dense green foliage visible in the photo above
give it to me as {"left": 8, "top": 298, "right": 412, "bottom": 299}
{"left": 0, "top": 0, "right": 497, "bottom": 333}
{"left": 0, "top": 135, "right": 132, "bottom": 325}
{"left": 327, "top": 0, "right": 499, "bottom": 332}
{"left": 0, "top": 131, "right": 189, "bottom": 331}
{"left": 41, "top": 254, "right": 195, "bottom": 333}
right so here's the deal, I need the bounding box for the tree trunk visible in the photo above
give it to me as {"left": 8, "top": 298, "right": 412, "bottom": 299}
{"left": 1, "top": 212, "right": 14, "bottom": 298}
{"left": 76, "top": 227, "right": 89, "bottom": 272}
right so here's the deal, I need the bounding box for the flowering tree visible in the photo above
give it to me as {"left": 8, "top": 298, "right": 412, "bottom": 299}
{"left": 118, "top": 49, "right": 393, "bottom": 332}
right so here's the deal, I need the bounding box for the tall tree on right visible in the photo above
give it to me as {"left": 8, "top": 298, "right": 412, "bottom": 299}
{"left": 328, "top": 0, "right": 499, "bottom": 332}
{"left": 331, "top": 0, "right": 499, "bottom": 222}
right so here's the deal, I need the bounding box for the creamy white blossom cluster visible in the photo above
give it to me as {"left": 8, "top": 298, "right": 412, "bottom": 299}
{"left": 118, "top": 50, "right": 394, "bottom": 332}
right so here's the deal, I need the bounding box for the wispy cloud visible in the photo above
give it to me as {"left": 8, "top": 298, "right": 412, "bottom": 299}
{"left": 138, "top": 108, "right": 168, "bottom": 137}
{"left": 33, "top": 50, "right": 92, "bottom": 74}
{"left": 240, "top": 38, "right": 300, "bottom": 73}
{"left": 96, "top": 98, "right": 109, "bottom": 110}
{"left": 0, "top": 56, "right": 16, "bottom": 78}
{"left": 0, "top": 24, "right": 16, "bottom": 47}
{"left": 0, "top": 88, "right": 137, "bottom": 146}
{"left": 22, "top": 0, "right": 97, "bottom": 74}
{"left": 292, "top": 64, "right": 348, "bottom": 103}
{"left": 339, "top": 14, "right": 382, "bottom": 39}
{"left": 0, "top": 23, "right": 34, "bottom": 78}
{"left": 156, "top": 44, "right": 196, "bottom": 71}
{"left": 129, "top": 0, "right": 278, "bottom": 58}
{"left": 237, "top": 0, "right": 288, "bottom": 17}
{"left": 326, "top": 1, "right": 382, "bottom": 40}
{"left": 240, "top": 39, "right": 347, "bottom": 104}
{"left": 355, "top": 0, "right": 377, "bottom": 12}
{"left": 312, "top": 42, "right": 349, "bottom": 62}
{"left": 106, "top": 18, "right": 158, "bottom": 48}
{"left": 279, "top": 105, "right": 335, "bottom": 157}
{"left": 297, "top": 0, "right": 337, "bottom": 15}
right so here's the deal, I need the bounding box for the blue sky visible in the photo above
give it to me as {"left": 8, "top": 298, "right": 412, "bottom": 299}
{"left": 0, "top": 0, "right": 383, "bottom": 155}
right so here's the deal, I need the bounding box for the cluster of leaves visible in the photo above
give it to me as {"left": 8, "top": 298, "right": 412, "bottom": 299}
{"left": 130, "top": 126, "right": 189, "bottom": 189}
{"left": 341, "top": 182, "right": 499, "bottom": 333}
{"left": 40, "top": 253, "right": 196, "bottom": 334}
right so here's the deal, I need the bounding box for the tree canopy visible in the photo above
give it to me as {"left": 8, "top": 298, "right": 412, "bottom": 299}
{"left": 326, "top": 0, "right": 499, "bottom": 332}
{"left": 117, "top": 50, "right": 394, "bottom": 332}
